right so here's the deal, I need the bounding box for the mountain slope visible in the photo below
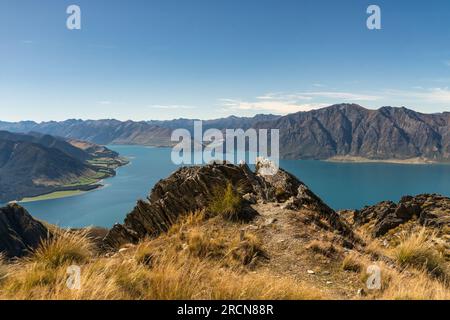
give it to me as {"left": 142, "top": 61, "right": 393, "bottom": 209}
{"left": 256, "top": 104, "right": 450, "bottom": 161}
{"left": 0, "top": 132, "right": 126, "bottom": 203}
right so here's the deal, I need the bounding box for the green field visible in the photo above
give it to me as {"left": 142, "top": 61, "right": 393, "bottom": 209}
{"left": 20, "top": 190, "right": 86, "bottom": 203}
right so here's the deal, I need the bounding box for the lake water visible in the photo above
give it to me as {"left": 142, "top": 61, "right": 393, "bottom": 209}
{"left": 21, "top": 145, "right": 450, "bottom": 228}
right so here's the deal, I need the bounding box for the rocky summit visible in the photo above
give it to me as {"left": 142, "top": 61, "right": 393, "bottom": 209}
{"left": 0, "top": 203, "right": 48, "bottom": 258}
{"left": 103, "top": 161, "right": 356, "bottom": 249}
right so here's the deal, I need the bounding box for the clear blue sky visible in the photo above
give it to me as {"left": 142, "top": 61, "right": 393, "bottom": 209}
{"left": 1, "top": 0, "right": 450, "bottom": 121}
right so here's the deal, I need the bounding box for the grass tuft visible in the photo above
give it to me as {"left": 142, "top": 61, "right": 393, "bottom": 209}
{"left": 342, "top": 253, "right": 363, "bottom": 272}
{"left": 391, "top": 229, "right": 447, "bottom": 279}
{"left": 208, "top": 183, "right": 243, "bottom": 221}
{"left": 30, "top": 230, "right": 93, "bottom": 268}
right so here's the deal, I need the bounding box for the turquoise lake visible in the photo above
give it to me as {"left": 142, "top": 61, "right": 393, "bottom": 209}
{"left": 21, "top": 145, "right": 450, "bottom": 228}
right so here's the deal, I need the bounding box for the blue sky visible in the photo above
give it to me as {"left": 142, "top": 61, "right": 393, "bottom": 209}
{"left": 1, "top": 0, "right": 450, "bottom": 121}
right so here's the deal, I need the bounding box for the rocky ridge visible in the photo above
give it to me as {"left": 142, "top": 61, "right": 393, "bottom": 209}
{"left": 351, "top": 194, "right": 450, "bottom": 237}
{"left": 103, "top": 161, "right": 356, "bottom": 249}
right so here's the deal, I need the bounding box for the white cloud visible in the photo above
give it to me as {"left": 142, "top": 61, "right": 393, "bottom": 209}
{"left": 220, "top": 98, "right": 327, "bottom": 114}
{"left": 424, "top": 88, "right": 450, "bottom": 103}
{"left": 383, "top": 87, "right": 450, "bottom": 104}
{"left": 220, "top": 90, "right": 381, "bottom": 115}
{"left": 98, "top": 101, "right": 111, "bottom": 105}
{"left": 298, "top": 91, "right": 380, "bottom": 101}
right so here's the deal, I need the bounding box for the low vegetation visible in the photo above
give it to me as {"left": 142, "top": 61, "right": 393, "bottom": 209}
{"left": 0, "top": 214, "right": 326, "bottom": 300}
{"left": 341, "top": 253, "right": 363, "bottom": 273}
{"left": 390, "top": 229, "right": 448, "bottom": 279}
{"left": 208, "top": 183, "right": 243, "bottom": 221}
{"left": 0, "top": 211, "right": 448, "bottom": 300}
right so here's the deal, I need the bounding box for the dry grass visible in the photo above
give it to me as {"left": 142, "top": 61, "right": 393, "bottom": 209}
{"left": 185, "top": 228, "right": 227, "bottom": 259}
{"left": 306, "top": 240, "right": 339, "bottom": 258}
{"left": 30, "top": 230, "right": 93, "bottom": 268}
{"left": 342, "top": 253, "right": 363, "bottom": 273}
{"left": 0, "top": 212, "right": 328, "bottom": 300}
{"left": 1, "top": 212, "right": 448, "bottom": 300}
{"left": 390, "top": 229, "right": 448, "bottom": 279}
{"left": 226, "top": 232, "right": 268, "bottom": 266}
{"left": 0, "top": 254, "right": 7, "bottom": 285}
{"left": 377, "top": 270, "right": 450, "bottom": 300}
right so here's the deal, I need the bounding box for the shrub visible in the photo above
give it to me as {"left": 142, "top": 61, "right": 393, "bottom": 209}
{"left": 208, "top": 183, "right": 243, "bottom": 221}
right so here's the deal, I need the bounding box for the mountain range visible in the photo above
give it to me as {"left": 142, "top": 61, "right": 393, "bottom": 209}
{"left": 1, "top": 104, "right": 449, "bottom": 162}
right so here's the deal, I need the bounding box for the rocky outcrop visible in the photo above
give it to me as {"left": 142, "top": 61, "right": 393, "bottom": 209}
{"left": 354, "top": 194, "right": 450, "bottom": 237}
{"left": 0, "top": 203, "right": 48, "bottom": 258}
{"left": 103, "top": 162, "right": 355, "bottom": 249}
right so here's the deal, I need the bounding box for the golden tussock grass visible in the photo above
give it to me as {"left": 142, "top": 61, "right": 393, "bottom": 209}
{"left": 390, "top": 229, "right": 448, "bottom": 279}
{"left": 0, "top": 212, "right": 329, "bottom": 300}
{"left": 377, "top": 270, "right": 450, "bottom": 300}
{"left": 306, "top": 240, "right": 340, "bottom": 258}
{"left": 341, "top": 253, "right": 363, "bottom": 273}
{"left": 1, "top": 212, "right": 448, "bottom": 300}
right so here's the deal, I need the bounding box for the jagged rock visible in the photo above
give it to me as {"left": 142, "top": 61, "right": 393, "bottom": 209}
{"left": 0, "top": 203, "right": 48, "bottom": 258}
{"left": 243, "top": 193, "right": 257, "bottom": 204}
{"left": 354, "top": 194, "right": 450, "bottom": 237}
{"left": 103, "top": 162, "right": 357, "bottom": 249}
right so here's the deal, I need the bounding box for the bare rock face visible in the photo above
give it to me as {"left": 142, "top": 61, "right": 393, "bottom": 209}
{"left": 103, "top": 162, "right": 355, "bottom": 249}
{"left": 0, "top": 203, "right": 48, "bottom": 258}
{"left": 354, "top": 194, "right": 450, "bottom": 237}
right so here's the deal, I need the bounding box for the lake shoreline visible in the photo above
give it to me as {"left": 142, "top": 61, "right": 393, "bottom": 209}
{"left": 325, "top": 156, "right": 441, "bottom": 165}
{"left": 16, "top": 156, "right": 130, "bottom": 204}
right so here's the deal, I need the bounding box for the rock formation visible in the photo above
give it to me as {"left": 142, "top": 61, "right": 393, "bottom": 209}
{"left": 103, "top": 161, "right": 356, "bottom": 249}
{"left": 353, "top": 194, "right": 450, "bottom": 237}
{"left": 0, "top": 203, "right": 48, "bottom": 258}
